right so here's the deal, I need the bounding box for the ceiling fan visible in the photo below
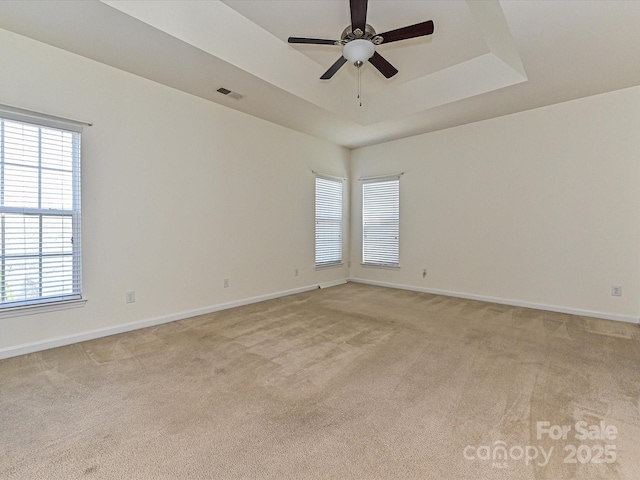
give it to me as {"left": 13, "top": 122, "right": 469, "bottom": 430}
{"left": 288, "top": 0, "right": 435, "bottom": 81}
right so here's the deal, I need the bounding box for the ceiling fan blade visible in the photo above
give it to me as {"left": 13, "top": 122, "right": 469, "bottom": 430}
{"left": 368, "top": 51, "right": 398, "bottom": 79}
{"left": 350, "top": 0, "right": 368, "bottom": 33}
{"left": 378, "top": 20, "right": 434, "bottom": 44}
{"left": 321, "top": 56, "right": 348, "bottom": 80}
{"left": 288, "top": 37, "right": 339, "bottom": 45}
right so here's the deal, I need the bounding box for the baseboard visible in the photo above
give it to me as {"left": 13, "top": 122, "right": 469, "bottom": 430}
{"left": 3, "top": 278, "right": 635, "bottom": 360}
{"left": 319, "top": 279, "right": 348, "bottom": 289}
{"left": 348, "top": 278, "right": 639, "bottom": 325}
{"left": 0, "top": 283, "right": 332, "bottom": 360}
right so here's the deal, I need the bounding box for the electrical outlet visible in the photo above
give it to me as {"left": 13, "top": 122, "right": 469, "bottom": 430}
{"left": 611, "top": 286, "right": 622, "bottom": 297}
{"left": 223, "top": 278, "right": 229, "bottom": 288}
{"left": 126, "top": 291, "right": 136, "bottom": 304}
{"left": 422, "top": 268, "right": 427, "bottom": 278}
{"left": 295, "top": 268, "right": 299, "bottom": 277}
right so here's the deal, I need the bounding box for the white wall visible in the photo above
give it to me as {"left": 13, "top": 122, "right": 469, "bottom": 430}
{"left": 2, "top": 26, "right": 639, "bottom": 359}
{"left": 0, "top": 28, "right": 350, "bottom": 356}
{"left": 350, "top": 86, "right": 640, "bottom": 322}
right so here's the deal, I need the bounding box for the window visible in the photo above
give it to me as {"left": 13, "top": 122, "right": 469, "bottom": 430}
{"left": 0, "top": 110, "right": 82, "bottom": 309}
{"left": 362, "top": 177, "right": 399, "bottom": 267}
{"left": 315, "top": 175, "right": 343, "bottom": 267}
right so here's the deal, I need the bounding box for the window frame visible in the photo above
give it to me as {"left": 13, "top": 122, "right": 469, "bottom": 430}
{"left": 361, "top": 176, "right": 400, "bottom": 268}
{"left": 0, "top": 106, "right": 84, "bottom": 315}
{"left": 315, "top": 174, "right": 344, "bottom": 268}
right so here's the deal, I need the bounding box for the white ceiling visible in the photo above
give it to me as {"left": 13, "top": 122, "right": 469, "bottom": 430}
{"left": 0, "top": 0, "right": 639, "bottom": 149}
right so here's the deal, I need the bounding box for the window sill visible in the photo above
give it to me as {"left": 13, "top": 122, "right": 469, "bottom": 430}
{"left": 0, "top": 298, "right": 87, "bottom": 319}
{"left": 361, "top": 262, "right": 401, "bottom": 270}
{"left": 315, "top": 262, "right": 345, "bottom": 270}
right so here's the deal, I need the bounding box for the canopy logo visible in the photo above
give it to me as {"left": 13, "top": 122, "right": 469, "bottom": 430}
{"left": 463, "top": 420, "right": 618, "bottom": 469}
{"left": 463, "top": 441, "right": 553, "bottom": 468}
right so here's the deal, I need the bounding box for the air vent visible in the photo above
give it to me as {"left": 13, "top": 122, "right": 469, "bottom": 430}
{"left": 216, "top": 87, "right": 244, "bottom": 100}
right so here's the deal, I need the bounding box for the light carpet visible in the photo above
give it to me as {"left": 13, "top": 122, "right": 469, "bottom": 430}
{"left": 1, "top": 283, "right": 639, "bottom": 479}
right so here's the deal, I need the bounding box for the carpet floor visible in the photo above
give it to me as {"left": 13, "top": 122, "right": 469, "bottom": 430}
{"left": 1, "top": 283, "right": 639, "bottom": 479}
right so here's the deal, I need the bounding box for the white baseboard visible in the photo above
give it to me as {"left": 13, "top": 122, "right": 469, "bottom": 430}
{"left": 319, "top": 279, "right": 348, "bottom": 289}
{"left": 348, "top": 278, "right": 639, "bottom": 324}
{"left": 3, "top": 278, "right": 635, "bottom": 360}
{"left": 0, "top": 283, "right": 331, "bottom": 360}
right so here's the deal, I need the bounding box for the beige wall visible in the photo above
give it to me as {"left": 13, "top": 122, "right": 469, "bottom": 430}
{"left": 0, "top": 29, "right": 350, "bottom": 356}
{"left": 350, "top": 85, "right": 640, "bottom": 321}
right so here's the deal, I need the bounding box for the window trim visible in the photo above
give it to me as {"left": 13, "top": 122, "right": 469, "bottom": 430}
{"left": 0, "top": 298, "right": 86, "bottom": 319}
{"left": 0, "top": 103, "right": 90, "bottom": 133}
{"left": 361, "top": 175, "right": 400, "bottom": 268}
{"left": 315, "top": 174, "right": 344, "bottom": 268}
{"left": 0, "top": 105, "right": 84, "bottom": 312}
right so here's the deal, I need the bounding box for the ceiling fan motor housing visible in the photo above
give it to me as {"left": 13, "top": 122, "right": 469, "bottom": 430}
{"left": 340, "top": 24, "right": 383, "bottom": 45}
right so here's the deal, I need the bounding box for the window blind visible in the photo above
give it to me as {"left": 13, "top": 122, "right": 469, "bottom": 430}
{"left": 362, "top": 177, "right": 399, "bottom": 266}
{"left": 0, "top": 113, "right": 82, "bottom": 309}
{"left": 315, "top": 176, "right": 342, "bottom": 267}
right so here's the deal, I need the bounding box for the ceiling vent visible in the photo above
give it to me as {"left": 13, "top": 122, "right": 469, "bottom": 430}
{"left": 216, "top": 87, "right": 244, "bottom": 100}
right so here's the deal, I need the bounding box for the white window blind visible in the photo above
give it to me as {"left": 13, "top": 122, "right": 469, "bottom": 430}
{"left": 315, "top": 176, "right": 343, "bottom": 267}
{"left": 0, "top": 112, "right": 82, "bottom": 309}
{"left": 362, "top": 177, "right": 399, "bottom": 267}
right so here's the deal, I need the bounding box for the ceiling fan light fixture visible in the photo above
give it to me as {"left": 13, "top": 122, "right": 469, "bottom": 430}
{"left": 343, "top": 39, "right": 375, "bottom": 66}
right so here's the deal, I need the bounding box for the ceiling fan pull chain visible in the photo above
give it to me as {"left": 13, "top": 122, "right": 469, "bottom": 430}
{"left": 358, "top": 66, "right": 362, "bottom": 107}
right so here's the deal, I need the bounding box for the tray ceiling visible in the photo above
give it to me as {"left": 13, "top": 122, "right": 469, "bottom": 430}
{"left": 0, "top": 1, "right": 639, "bottom": 148}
